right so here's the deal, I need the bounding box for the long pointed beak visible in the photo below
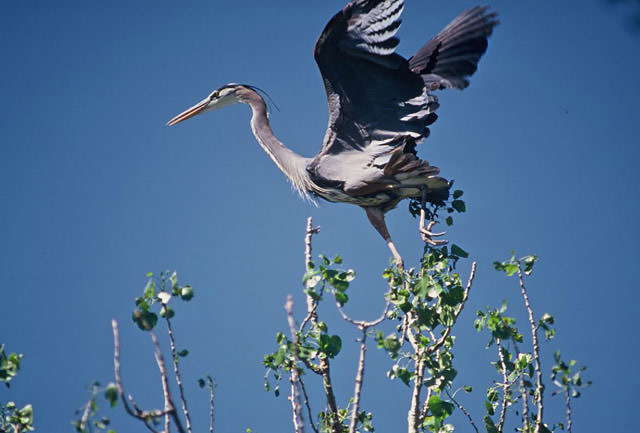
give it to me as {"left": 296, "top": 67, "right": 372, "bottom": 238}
{"left": 167, "top": 97, "right": 210, "bottom": 126}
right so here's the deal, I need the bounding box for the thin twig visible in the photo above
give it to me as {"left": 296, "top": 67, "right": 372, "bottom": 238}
{"left": 334, "top": 291, "right": 390, "bottom": 328}
{"left": 517, "top": 267, "right": 544, "bottom": 432}
{"left": 302, "top": 217, "right": 342, "bottom": 433}
{"left": 286, "top": 296, "right": 305, "bottom": 433}
{"left": 208, "top": 377, "right": 215, "bottom": 433}
{"left": 165, "top": 315, "right": 193, "bottom": 433}
{"left": 299, "top": 302, "right": 319, "bottom": 333}
{"left": 348, "top": 326, "right": 367, "bottom": 433}
{"left": 112, "top": 319, "right": 163, "bottom": 433}
{"left": 427, "top": 262, "right": 476, "bottom": 355}
{"left": 299, "top": 376, "right": 320, "bottom": 433}
{"left": 78, "top": 393, "right": 95, "bottom": 432}
{"left": 495, "top": 338, "right": 510, "bottom": 432}
{"left": 304, "top": 217, "right": 320, "bottom": 270}
{"left": 400, "top": 314, "right": 409, "bottom": 346}
{"left": 149, "top": 330, "right": 187, "bottom": 433}
{"left": 521, "top": 372, "right": 530, "bottom": 433}
{"left": 303, "top": 217, "right": 321, "bottom": 326}
{"left": 445, "top": 388, "right": 480, "bottom": 433}
{"left": 565, "top": 389, "right": 572, "bottom": 433}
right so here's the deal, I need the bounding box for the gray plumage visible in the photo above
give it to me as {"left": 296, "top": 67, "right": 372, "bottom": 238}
{"left": 167, "top": 1, "right": 498, "bottom": 265}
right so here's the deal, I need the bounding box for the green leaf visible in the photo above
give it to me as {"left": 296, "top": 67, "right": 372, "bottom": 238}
{"left": 132, "top": 310, "right": 158, "bottom": 331}
{"left": 180, "top": 285, "right": 194, "bottom": 301}
{"left": 450, "top": 244, "right": 469, "bottom": 258}
{"left": 143, "top": 280, "right": 155, "bottom": 300}
{"left": 177, "top": 349, "right": 189, "bottom": 357}
{"left": 428, "top": 395, "right": 454, "bottom": 418}
{"left": 381, "top": 334, "right": 401, "bottom": 358}
{"left": 484, "top": 414, "right": 499, "bottom": 433}
{"left": 160, "top": 305, "right": 175, "bottom": 319}
{"left": 334, "top": 291, "right": 348, "bottom": 306}
{"left": 327, "top": 335, "right": 342, "bottom": 358}
{"left": 303, "top": 272, "right": 321, "bottom": 289}
{"left": 451, "top": 200, "right": 466, "bottom": 213}
{"left": 522, "top": 255, "right": 538, "bottom": 275}
{"left": 105, "top": 383, "right": 118, "bottom": 408}
{"left": 445, "top": 216, "right": 453, "bottom": 226}
{"left": 427, "top": 283, "right": 443, "bottom": 299}
{"left": 198, "top": 378, "right": 206, "bottom": 388}
{"left": 389, "top": 365, "right": 412, "bottom": 386}
{"left": 453, "top": 189, "right": 464, "bottom": 199}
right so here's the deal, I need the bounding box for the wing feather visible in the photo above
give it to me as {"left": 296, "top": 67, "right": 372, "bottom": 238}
{"left": 308, "top": 1, "right": 497, "bottom": 197}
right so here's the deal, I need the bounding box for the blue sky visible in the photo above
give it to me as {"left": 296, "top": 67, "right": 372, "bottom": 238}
{"left": 1, "top": 1, "right": 639, "bottom": 432}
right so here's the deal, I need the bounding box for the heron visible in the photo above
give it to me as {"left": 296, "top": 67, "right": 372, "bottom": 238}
{"left": 167, "top": 0, "right": 498, "bottom": 267}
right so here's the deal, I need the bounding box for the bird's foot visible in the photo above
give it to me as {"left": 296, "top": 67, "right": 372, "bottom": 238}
{"left": 420, "top": 220, "right": 447, "bottom": 246}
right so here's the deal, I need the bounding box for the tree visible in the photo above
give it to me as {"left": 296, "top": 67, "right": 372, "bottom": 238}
{"left": 66, "top": 195, "right": 590, "bottom": 433}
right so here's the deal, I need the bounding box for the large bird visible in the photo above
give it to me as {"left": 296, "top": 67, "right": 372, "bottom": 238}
{"left": 167, "top": 0, "right": 498, "bottom": 267}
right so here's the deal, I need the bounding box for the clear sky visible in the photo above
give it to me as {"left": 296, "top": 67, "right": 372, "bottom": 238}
{"left": 1, "top": 1, "right": 639, "bottom": 432}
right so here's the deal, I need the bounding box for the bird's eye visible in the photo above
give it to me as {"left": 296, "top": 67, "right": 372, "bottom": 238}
{"left": 210, "top": 90, "right": 219, "bottom": 99}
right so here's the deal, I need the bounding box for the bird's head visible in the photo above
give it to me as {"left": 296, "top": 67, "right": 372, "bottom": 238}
{"left": 167, "top": 83, "right": 257, "bottom": 126}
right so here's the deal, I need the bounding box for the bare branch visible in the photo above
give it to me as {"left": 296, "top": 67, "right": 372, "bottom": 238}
{"left": 301, "top": 217, "right": 342, "bottom": 432}
{"left": 565, "top": 389, "right": 572, "bottom": 433}
{"left": 348, "top": 326, "right": 367, "bottom": 433}
{"left": 496, "top": 339, "right": 509, "bottom": 432}
{"left": 521, "top": 372, "right": 530, "bottom": 433}
{"left": 78, "top": 393, "right": 95, "bottom": 433}
{"left": 407, "top": 353, "right": 427, "bottom": 433}
{"left": 208, "top": 378, "right": 215, "bottom": 433}
{"left": 304, "top": 216, "right": 321, "bottom": 270}
{"left": 321, "top": 360, "right": 342, "bottom": 433}
{"left": 299, "top": 376, "right": 320, "bottom": 433}
{"left": 149, "top": 330, "right": 187, "bottom": 433}
{"left": 285, "top": 296, "right": 305, "bottom": 433}
{"left": 333, "top": 290, "right": 390, "bottom": 328}
{"left": 112, "top": 319, "right": 164, "bottom": 433}
{"left": 164, "top": 315, "right": 193, "bottom": 433}
{"left": 516, "top": 267, "right": 544, "bottom": 432}
{"left": 445, "top": 388, "right": 480, "bottom": 433}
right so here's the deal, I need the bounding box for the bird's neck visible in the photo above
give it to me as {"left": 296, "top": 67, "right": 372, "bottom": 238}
{"left": 247, "top": 97, "right": 313, "bottom": 198}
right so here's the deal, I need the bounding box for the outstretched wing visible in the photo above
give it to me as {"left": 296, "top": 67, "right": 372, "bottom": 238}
{"left": 312, "top": 0, "right": 435, "bottom": 156}
{"left": 409, "top": 6, "right": 499, "bottom": 90}
{"left": 309, "top": 0, "right": 440, "bottom": 195}
{"left": 308, "top": 1, "right": 497, "bottom": 197}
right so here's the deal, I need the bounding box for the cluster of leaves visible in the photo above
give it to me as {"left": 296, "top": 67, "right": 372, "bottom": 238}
{"left": 73, "top": 271, "right": 206, "bottom": 433}
{"left": 132, "top": 270, "right": 194, "bottom": 332}
{"left": 1, "top": 345, "right": 34, "bottom": 433}
{"left": 379, "top": 246, "right": 470, "bottom": 433}
{"left": 471, "top": 254, "right": 590, "bottom": 433}
{"left": 408, "top": 187, "right": 466, "bottom": 227}
{"left": 0, "top": 346, "right": 22, "bottom": 389}
{"left": 264, "top": 254, "right": 376, "bottom": 433}
{"left": 263, "top": 256, "right": 349, "bottom": 386}
{"left": 550, "top": 352, "right": 590, "bottom": 400}
{"left": 71, "top": 382, "right": 117, "bottom": 433}
{"left": 475, "top": 301, "right": 535, "bottom": 432}
{"left": 1, "top": 401, "right": 33, "bottom": 433}
{"left": 550, "top": 352, "right": 591, "bottom": 431}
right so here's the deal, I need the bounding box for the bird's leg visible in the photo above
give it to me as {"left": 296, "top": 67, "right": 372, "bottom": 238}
{"left": 364, "top": 207, "right": 404, "bottom": 268}
{"left": 419, "top": 187, "right": 447, "bottom": 246}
